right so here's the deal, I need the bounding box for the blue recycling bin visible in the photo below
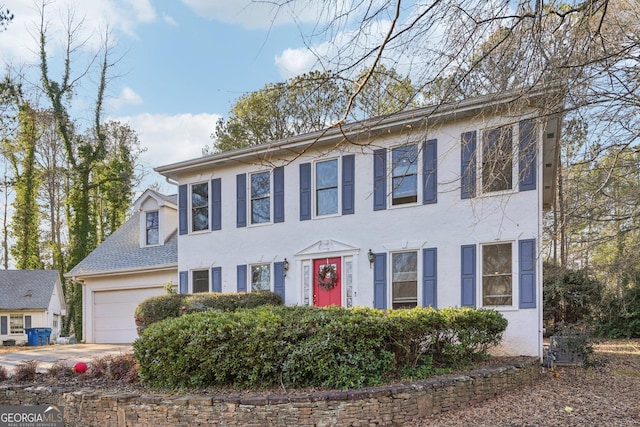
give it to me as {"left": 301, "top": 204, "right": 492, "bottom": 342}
{"left": 25, "top": 328, "right": 52, "bottom": 346}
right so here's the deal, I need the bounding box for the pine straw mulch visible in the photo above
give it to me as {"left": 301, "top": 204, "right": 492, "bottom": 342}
{"left": 413, "top": 340, "right": 640, "bottom": 427}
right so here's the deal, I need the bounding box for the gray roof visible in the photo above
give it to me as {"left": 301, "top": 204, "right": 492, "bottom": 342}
{"left": 0, "top": 270, "right": 60, "bottom": 310}
{"left": 66, "top": 211, "right": 177, "bottom": 277}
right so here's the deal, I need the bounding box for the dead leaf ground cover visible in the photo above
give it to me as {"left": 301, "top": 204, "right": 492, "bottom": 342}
{"left": 414, "top": 340, "right": 640, "bottom": 427}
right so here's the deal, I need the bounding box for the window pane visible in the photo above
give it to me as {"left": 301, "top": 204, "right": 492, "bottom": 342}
{"left": 392, "top": 252, "right": 417, "bottom": 309}
{"left": 482, "top": 127, "right": 513, "bottom": 192}
{"left": 251, "top": 198, "right": 270, "bottom": 224}
{"left": 251, "top": 264, "right": 271, "bottom": 291}
{"left": 251, "top": 172, "right": 271, "bottom": 223}
{"left": 146, "top": 211, "right": 159, "bottom": 245}
{"left": 10, "top": 314, "right": 23, "bottom": 334}
{"left": 316, "top": 160, "right": 338, "bottom": 189}
{"left": 192, "top": 207, "right": 209, "bottom": 231}
{"left": 392, "top": 145, "right": 418, "bottom": 205}
{"left": 191, "top": 183, "right": 208, "bottom": 207}
{"left": 191, "top": 183, "right": 209, "bottom": 232}
{"left": 317, "top": 188, "right": 338, "bottom": 216}
{"left": 193, "top": 270, "right": 209, "bottom": 293}
{"left": 146, "top": 228, "right": 159, "bottom": 245}
{"left": 482, "top": 243, "right": 512, "bottom": 306}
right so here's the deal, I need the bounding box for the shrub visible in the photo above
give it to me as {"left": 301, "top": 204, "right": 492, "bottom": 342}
{"left": 134, "top": 305, "right": 506, "bottom": 390}
{"left": 134, "top": 291, "right": 282, "bottom": 335}
{"left": 13, "top": 360, "right": 38, "bottom": 382}
{"left": 48, "top": 361, "right": 74, "bottom": 379}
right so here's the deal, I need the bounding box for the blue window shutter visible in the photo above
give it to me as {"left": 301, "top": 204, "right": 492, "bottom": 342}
{"left": 342, "top": 155, "right": 355, "bottom": 215}
{"left": 237, "top": 264, "right": 247, "bottom": 292}
{"left": 461, "top": 131, "right": 476, "bottom": 199}
{"left": 461, "top": 245, "right": 476, "bottom": 307}
{"left": 274, "top": 261, "right": 286, "bottom": 302}
{"left": 211, "top": 178, "right": 222, "bottom": 231}
{"left": 274, "top": 167, "right": 285, "bottom": 223}
{"left": 519, "top": 119, "right": 537, "bottom": 191}
{"left": 422, "top": 139, "right": 437, "bottom": 204}
{"left": 0, "top": 316, "right": 6, "bottom": 335}
{"left": 24, "top": 315, "right": 31, "bottom": 330}
{"left": 373, "top": 252, "right": 387, "bottom": 309}
{"left": 178, "top": 184, "right": 188, "bottom": 235}
{"left": 519, "top": 239, "right": 537, "bottom": 308}
{"left": 211, "top": 267, "right": 222, "bottom": 292}
{"left": 373, "top": 148, "right": 387, "bottom": 211}
{"left": 299, "top": 163, "right": 311, "bottom": 221}
{"left": 422, "top": 248, "right": 437, "bottom": 308}
{"left": 236, "top": 173, "right": 247, "bottom": 228}
{"left": 179, "top": 271, "right": 188, "bottom": 294}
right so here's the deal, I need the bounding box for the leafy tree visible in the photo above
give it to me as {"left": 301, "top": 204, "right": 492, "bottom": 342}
{"left": 0, "top": 6, "right": 13, "bottom": 31}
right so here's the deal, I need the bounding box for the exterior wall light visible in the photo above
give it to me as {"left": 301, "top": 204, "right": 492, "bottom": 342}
{"left": 367, "top": 249, "right": 375, "bottom": 267}
{"left": 284, "top": 258, "right": 289, "bottom": 276}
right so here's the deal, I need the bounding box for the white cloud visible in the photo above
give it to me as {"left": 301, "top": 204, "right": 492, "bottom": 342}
{"left": 109, "top": 86, "right": 144, "bottom": 110}
{"left": 113, "top": 112, "right": 220, "bottom": 169}
{"left": 162, "top": 13, "right": 178, "bottom": 27}
{"left": 179, "top": 0, "right": 324, "bottom": 29}
{"left": 274, "top": 47, "right": 320, "bottom": 79}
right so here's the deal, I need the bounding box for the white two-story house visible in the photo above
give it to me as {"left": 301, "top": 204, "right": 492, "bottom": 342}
{"left": 155, "top": 88, "right": 561, "bottom": 357}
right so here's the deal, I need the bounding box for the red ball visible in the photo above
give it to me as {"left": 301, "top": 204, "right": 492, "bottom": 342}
{"left": 74, "top": 361, "right": 88, "bottom": 374}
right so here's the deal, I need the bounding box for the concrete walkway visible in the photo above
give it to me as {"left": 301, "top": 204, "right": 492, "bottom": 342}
{"left": 0, "top": 344, "right": 133, "bottom": 374}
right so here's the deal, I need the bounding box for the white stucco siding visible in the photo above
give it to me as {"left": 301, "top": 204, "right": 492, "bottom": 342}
{"left": 81, "top": 270, "right": 177, "bottom": 343}
{"left": 174, "top": 113, "right": 547, "bottom": 357}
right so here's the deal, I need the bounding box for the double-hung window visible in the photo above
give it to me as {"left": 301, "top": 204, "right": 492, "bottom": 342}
{"left": 316, "top": 159, "right": 339, "bottom": 216}
{"left": 192, "top": 270, "right": 209, "bottom": 293}
{"left": 391, "top": 251, "right": 418, "bottom": 309}
{"left": 251, "top": 264, "right": 271, "bottom": 291}
{"left": 10, "top": 314, "right": 24, "bottom": 334}
{"left": 145, "top": 211, "right": 159, "bottom": 245}
{"left": 392, "top": 145, "right": 418, "bottom": 205}
{"left": 251, "top": 171, "right": 271, "bottom": 224}
{"left": 191, "top": 182, "right": 209, "bottom": 232}
{"left": 482, "top": 243, "right": 513, "bottom": 306}
{"left": 482, "top": 126, "right": 513, "bottom": 193}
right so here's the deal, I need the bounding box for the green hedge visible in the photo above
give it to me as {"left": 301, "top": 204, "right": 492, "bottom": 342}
{"left": 133, "top": 291, "right": 282, "bottom": 335}
{"left": 134, "top": 305, "right": 507, "bottom": 390}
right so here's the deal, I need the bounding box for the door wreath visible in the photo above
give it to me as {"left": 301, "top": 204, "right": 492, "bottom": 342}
{"left": 317, "top": 264, "right": 338, "bottom": 291}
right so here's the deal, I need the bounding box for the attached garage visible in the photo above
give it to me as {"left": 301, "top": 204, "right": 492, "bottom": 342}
{"left": 93, "top": 287, "right": 165, "bottom": 343}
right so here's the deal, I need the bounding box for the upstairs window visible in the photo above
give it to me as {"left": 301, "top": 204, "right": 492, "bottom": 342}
{"left": 191, "top": 182, "right": 209, "bottom": 232}
{"left": 192, "top": 270, "right": 209, "bottom": 293}
{"left": 145, "top": 211, "right": 159, "bottom": 245}
{"left": 316, "top": 159, "right": 339, "bottom": 216}
{"left": 482, "top": 243, "right": 513, "bottom": 306}
{"left": 251, "top": 171, "right": 271, "bottom": 224}
{"left": 251, "top": 264, "right": 271, "bottom": 291}
{"left": 391, "top": 145, "right": 418, "bottom": 205}
{"left": 482, "top": 126, "right": 513, "bottom": 193}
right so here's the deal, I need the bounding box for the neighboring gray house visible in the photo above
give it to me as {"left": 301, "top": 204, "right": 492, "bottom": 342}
{"left": 0, "top": 270, "right": 66, "bottom": 345}
{"left": 66, "top": 189, "right": 178, "bottom": 343}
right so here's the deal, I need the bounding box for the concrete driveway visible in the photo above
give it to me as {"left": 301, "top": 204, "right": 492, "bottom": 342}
{"left": 0, "top": 344, "right": 133, "bottom": 374}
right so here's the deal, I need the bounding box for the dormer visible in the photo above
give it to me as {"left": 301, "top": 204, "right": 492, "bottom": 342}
{"left": 133, "top": 189, "right": 178, "bottom": 248}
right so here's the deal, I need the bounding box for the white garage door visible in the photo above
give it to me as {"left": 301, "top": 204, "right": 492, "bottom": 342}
{"left": 93, "top": 287, "right": 164, "bottom": 343}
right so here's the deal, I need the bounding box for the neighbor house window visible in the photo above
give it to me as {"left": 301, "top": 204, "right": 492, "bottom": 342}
{"left": 392, "top": 252, "right": 418, "bottom": 309}
{"left": 251, "top": 171, "right": 270, "bottom": 224}
{"left": 392, "top": 145, "right": 418, "bottom": 205}
{"left": 145, "top": 211, "right": 159, "bottom": 245}
{"left": 10, "top": 314, "right": 23, "bottom": 334}
{"left": 191, "top": 182, "right": 209, "bottom": 232}
{"left": 482, "top": 243, "right": 513, "bottom": 306}
{"left": 192, "top": 270, "right": 209, "bottom": 293}
{"left": 482, "top": 126, "right": 513, "bottom": 193}
{"left": 316, "top": 159, "right": 338, "bottom": 216}
{"left": 251, "top": 264, "right": 271, "bottom": 291}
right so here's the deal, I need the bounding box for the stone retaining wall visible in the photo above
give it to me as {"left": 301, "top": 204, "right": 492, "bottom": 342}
{"left": 0, "top": 358, "right": 540, "bottom": 426}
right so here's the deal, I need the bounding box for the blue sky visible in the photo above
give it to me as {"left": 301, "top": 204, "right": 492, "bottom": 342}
{"left": 0, "top": 0, "right": 342, "bottom": 190}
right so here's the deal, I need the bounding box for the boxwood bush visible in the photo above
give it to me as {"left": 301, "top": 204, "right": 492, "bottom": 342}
{"left": 134, "top": 305, "right": 507, "bottom": 390}
{"left": 134, "top": 291, "right": 282, "bottom": 335}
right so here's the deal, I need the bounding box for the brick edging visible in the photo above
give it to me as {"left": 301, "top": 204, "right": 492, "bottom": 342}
{"left": 1, "top": 358, "right": 541, "bottom": 426}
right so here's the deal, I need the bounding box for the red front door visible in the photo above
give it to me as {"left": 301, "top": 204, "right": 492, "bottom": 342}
{"left": 313, "top": 257, "right": 342, "bottom": 307}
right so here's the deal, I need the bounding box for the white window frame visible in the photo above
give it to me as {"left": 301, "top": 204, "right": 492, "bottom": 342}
{"left": 481, "top": 242, "right": 514, "bottom": 308}
{"left": 10, "top": 314, "right": 24, "bottom": 335}
{"left": 313, "top": 157, "right": 341, "bottom": 218}
{"left": 479, "top": 124, "right": 517, "bottom": 195}
{"left": 250, "top": 263, "right": 272, "bottom": 292}
{"left": 190, "top": 181, "right": 209, "bottom": 233}
{"left": 249, "top": 170, "right": 272, "bottom": 225}
{"left": 390, "top": 250, "right": 419, "bottom": 309}
{"left": 192, "top": 269, "right": 209, "bottom": 293}
{"left": 388, "top": 143, "right": 421, "bottom": 208}
{"left": 145, "top": 210, "right": 160, "bottom": 246}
